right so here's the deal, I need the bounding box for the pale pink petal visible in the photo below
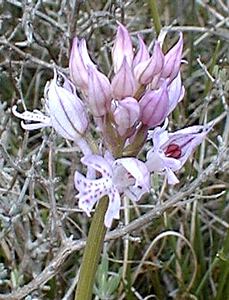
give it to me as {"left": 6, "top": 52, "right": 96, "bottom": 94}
{"left": 104, "top": 151, "right": 115, "bottom": 165}
{"left": 112, "top": 22, "right": 134, "bottom": 73}
{"left": 79, "top": 39, "right": 95, "bottom": 67}
{"left": 133, "top": 34, "right": 150, "bottom": 67}
{"left": 167, "top": 124, "right": 211, "bottom": 137}
{"left": 139, "top": 81, "right": 169, "bottom": 127}
{"left": 167, "top": 72, "right": 185, "bottom": 114}
{"left": 47, "top": 73, "right": 88, "bottom": 141}
{"left": 56, "top": 70, "right": 76, "bottom": 95}
{"left": 12, "top": 105, "right": 51, "bottom": 131}
{"left": 157, "top": 30, "right": 168, "bottom": 47}
{"left": 147, "top": 121, "right": 169, "bottom": 150}
{"left": 88, "top": 66, "right": 112, "bottom": 117}
{"left": 69, "top": 37, "right": 95, "bottom": 92}
{"left": 134, "top": 42, "right": 164, "bottom": 85}
{"left": 125, "top": 185, "right": 149, "bottom": 202}
{"left": 21, "top": 122, "right": 50, "bottom": 130}
{"left": 116, "top": 157, "right": 150, "bottom": 192}
{"left": 146, "top": 151, "right": 165, "bottom": 172}
{"left": 12, "top": 105, "right": 50, "bottom": 125}
{"left": 165, "top": 168, "right": 179, "bottom": 185}
{"left": 81, "top": 155, "right": 113, "bottom": 177}
{"left": 105, "top": 188, "right": 121, "bottom": 227}
{"left": 165, "top": 124, "right": 212, "bottom": 167}
{"left": 111, "top": 57, "right": 136, "bottom": 100}
{"left": 113, "top": 97, "right": 140, "bottom": 136}
{"left": 74, "top": 171, "right": 109, "bottom": 216}
{"left": 161, "top": 33, "right": 183, "bottom": 83}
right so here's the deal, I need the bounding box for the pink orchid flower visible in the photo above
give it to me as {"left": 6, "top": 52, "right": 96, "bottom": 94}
{"left": 74, "top": 154, "right": 150, "bottom": 227}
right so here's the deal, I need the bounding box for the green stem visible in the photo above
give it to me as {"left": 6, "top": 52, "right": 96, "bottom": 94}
{"left": 74, "top": 196, "right": 108, "bottom": 300}
{"left": 203, "top": 40, "right": 221, "bottom": 97}
{"left": 148, "top": 0, "right": 162, "bottom": 36}
{"left": 215, "top": 229, "right": 229, "bottom": 300}
{"left": 195, "top": 256, "right": 219, "bottom": 296}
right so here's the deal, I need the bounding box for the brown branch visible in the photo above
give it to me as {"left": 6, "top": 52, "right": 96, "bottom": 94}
{"left": 6, "top": 0, "right": 67, "bottom": 34}
{"left": 0, "top": 37, "right": 66, "bottom": 72}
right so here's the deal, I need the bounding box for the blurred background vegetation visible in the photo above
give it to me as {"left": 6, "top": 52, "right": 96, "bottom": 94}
{"left": 0, "top": 1, "right": 228, "bottom": 299}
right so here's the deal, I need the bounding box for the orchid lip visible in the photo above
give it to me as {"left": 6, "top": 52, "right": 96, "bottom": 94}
{"left": 165, "top": 144, "right": 182, "bottom": 158}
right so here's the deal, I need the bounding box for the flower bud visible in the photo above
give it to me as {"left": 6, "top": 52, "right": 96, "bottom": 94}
{"left": 134, "top": 42, "right": 164, "bottom": 85}
{"left": 47, "top": 71, "right": 88, "bottom": 141}
{"left": 69, "top": 37, "right": 95, "bottom": 93}
{"left": 161, "top": 33, "right": 183, "bottom": 83}
{"left": 133, "top": 35, "right": 150, "bottom": 67}
{"left": 57, "top": 71, "right": 76, "bottom": 94}
{"left": 111, "top": 57, "right": 136, "bottom": 100}
{"left": 167, "top": 72, "right": 185, "bottom": 114}
{"left": 113, "top": 97, "right": 140, "bottom": 136}
{"left": 112, "top": 22, "right": 134, "bottom": 73}
{"left": 163, "top": 124, "right": 212, "bottom": 167}
{"left": 140, "top": 81, "right": 169, "bottom": 127}
{"left": 87, "top": 66, "right": 112, "bottom": 117}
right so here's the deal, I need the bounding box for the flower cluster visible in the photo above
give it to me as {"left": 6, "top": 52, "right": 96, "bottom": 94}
{"left": 13, "top": 23, "right": 211, "bottom": 227}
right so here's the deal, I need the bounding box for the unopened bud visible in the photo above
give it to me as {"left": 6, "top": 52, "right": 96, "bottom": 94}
{"left": 134, "top": 42, "right": 164, "bottom": 85}
{"left": 161, "top": 33, "right": 183, "bottom": 83}
{"left": 111, "top": 57, "right": 136, "bottom": 100}
{"left": 47, "top": 71, "right": 88, "bottom": 141}
{"left": 113, "top": 97, "right": 140, "bottom": 136}
{"left": 86, "top": 66, "right": 112, "bottom": 117}
{"left": 140, "top": 81, "right": 169, "bottom": 127}
{"left": 112, "top": 22, "right": 134, "bottom": 73}
{"left": 133, "top": 35, "right": 150, "bottom": 67}
{"left": 69, "top": 37, "right": 95, "bottom": 93}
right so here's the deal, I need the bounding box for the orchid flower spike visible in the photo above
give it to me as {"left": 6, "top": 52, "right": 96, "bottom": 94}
{"left": 12, "top": 22, "right": 214, "bottom": 229}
